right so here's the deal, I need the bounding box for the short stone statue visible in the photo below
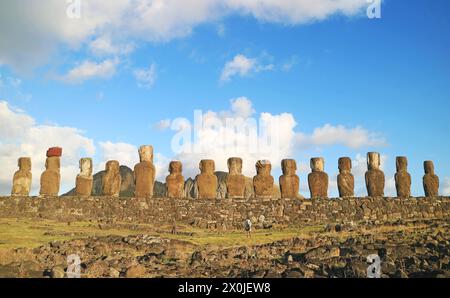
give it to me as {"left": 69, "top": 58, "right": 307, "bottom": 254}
{"left": 279, "top": 159, "right": 300, "bottom": 199}
{"left": 226, "top": 157, "right": 246, "bottom": 199}
{"left": 166, "top": 161, "right": 185, "bottom": 199}
{"left": 39, "top": 156, "right": 61, "bottom": 196}
{"left": 11, "top": 157, "right": 32, "bottom": 196}
{"left": 76, "top": 158, "right": 93, "bottom": 196}
{"left": 395, "top": 156, "right": 411, "bottom": 198}
{"left": 253, "top": 160, "right": 274, "bottom": 199}
{"left": 423, "top": 161, "right": 439, "bottom": 197}
{"left": 365, "top": 152, "right": 385, "bottom": 197}
{"left": 195, "top": 160, "right": 218, "bottom": 199}
{"left": 337, "top": 157, "right": 354, "bottom": 198}
{"left": 308, "top": 157, "right": 328, "bottom": 198}
{"left": 134, "top": 145, "right": 156, "bottom": 198}
{"left": 102, "top": 160, "right": 121, "bottom": 197}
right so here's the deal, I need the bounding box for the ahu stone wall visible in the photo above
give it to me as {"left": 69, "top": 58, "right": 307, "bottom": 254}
{"left": 0, "top": 196, "right": 449, "bottom": 229}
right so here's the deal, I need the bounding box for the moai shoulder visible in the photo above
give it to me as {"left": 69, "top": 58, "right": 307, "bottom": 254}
{"left": 395, "top": 156, "right": 411, "bottom": 198}
{"left": 308, "top": 157, "right": 328, "bottom": 198}
{"left": 226, "top": 157, "right": 246, "bottom": 199}
{"left": 76, "top": 158, "right": 93, "bottom": 196}
{"left": 195, "top": 159, "right": 218, "bottom": 199}
{"left": 423, "top": 160, "right": 439, "bottom": 197}
{"left": 253, "top": 160, "right": 274, "bottom": 199}
{"left": 279, "top": 159, "right": 300, "bottom": 199}
{"left": 134, "top": 145, "right": 156, "bottom": 198}
{"left": 40, "top": 148, "right": 62, "bottom": 196}
{"left": 102, "top": 160, "right": 121, "bottom": 197}
{"left": 337, "top": 157, "right": 354, "bottom": 198}
{"left": 166, "top": 161, "right": 185, "bottom": 199}
{"left": 11, "top": 157, "right": 32, "bottom": 196}
{"left": 365, "top": 152, "right": 385, "bottom": 197}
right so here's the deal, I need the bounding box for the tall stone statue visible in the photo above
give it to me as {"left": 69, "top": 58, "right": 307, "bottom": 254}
{"left": 11, "top": 157, "right": 32, "bottom": 196}
{"left": 308, "top": 157, "right": 328, "bottom": 198}
{"left": 365, "top": 152, "right": 385, "bottom": 197}
{"left": 279, "top": 159, "right": 300, "bottom": 199}
{"left": 102, "top": 160, "right": 121, "bottom": 197}
{"left": 337, "top": 157, "right": 354, "bottom": 198}
{"left": 134, "top": 145, "right": 156, "bottom": 198}
{"left": 395, "top": 156, "right": 411, "bottom": 198}
{"left": 166, "top": 161, "right": 185, "bottom": 199}
{"left": 195, "top": 159, "right": 218, "bottom": 199}
{"left": 423, "top": 160, "right": 439, "bottom": 197}
{"left": 253, "top": 160, "right": 274, "bottom": 199}
{"left": 39, "top": 147, "right": 62, "bottom": 196}
{"left": 76, "top": 158, "right": 93, "bottom": 196}
{"left": 226, "top": 157, "right": 246, "bottom": 199}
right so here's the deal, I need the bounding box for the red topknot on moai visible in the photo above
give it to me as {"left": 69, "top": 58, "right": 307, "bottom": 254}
{"left": 46, "top": 147, "right": 63, "bottom": 157}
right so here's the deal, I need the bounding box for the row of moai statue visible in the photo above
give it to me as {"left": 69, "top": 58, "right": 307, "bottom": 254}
{"left": 10, "top": 147, "right": 441, "bottom": 199}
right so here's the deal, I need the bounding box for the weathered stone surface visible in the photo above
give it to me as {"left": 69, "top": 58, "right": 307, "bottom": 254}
{"left": 226, "top": 157, "right": 246, "bottom": 199}
{"left": 11, "top": 157, "right": 32, "bottom": 196}
{"left": 102, "top": 161, "right": 121, "bottom": 197}
{"left": 365, "top": 152, "right": 385, "bottom": 197}
{"left": 134, "top": 145, "right": 156, "bottom": 198}
{"left": 195, "top": 160, "right": 218, "bottom": 199}
{"left": 337, "top": 157, "right": 354, "bottom": 198}
{"left": 308, "top": 158, "right": 328, "bottom": 198}
{"left": 395, "top": 156, "right": 411, "bottom": 198}
{"left": 423, "top": 161, "right": 439, "bottom": 197}
{"left": 76, "top": 158, "right": 93, "bottom": 196}
{"left": 279, "top": 159, "right": 300, "bottom": 199}
{"left": 46, "top": 147, "right": 62, "bottom": 157}
{"left": 39, "top": 156, "right": 61, "bottom": 196}
{"left": 253, "top": 160, "right": 274, "bottom": 198}
{"left": 166, "top": 161, "right": 184, "bottom": 199}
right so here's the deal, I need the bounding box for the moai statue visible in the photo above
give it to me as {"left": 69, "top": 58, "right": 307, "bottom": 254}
{"left": 423, "top": 161, "right": 439, "bottom": 197}
{"left": 308, "top": 157, "right": 328, "bottom": 198}
{"left": 395, "top": 156, "right": 411, "bottom": 198}
{"left": 40, "top": 147, "right": 62, "bottom": 196}
{"left": 279, "top": 159, "right": 300, "bottom": 199}
{"left": 253, "top": 160, "right": 274, "bottom": 198}
{"left": 337, "top": 157, "right": 354, "bottom": 198}
{"left": 102, "top": 160, "right": 121, "bottom": 197}
{"left": 365, "top": 152, "right": 385, "bottom": 197}
{"left": 76, "top": 158, "right": 93, "bottom": 196}
{"left": 226, "top": 157, "right": 246, "bottom": 199}
{"left": 166, "top": 161, "right": 185, "bottom": 199}
{"left": 134, "top": 145, "right": 156, "bottom": 198}
{"left": 195, "top": 160, "right": 218, "bottom": 199}
{"left": 11, "top": 157, "right": 32, "bottom": 196}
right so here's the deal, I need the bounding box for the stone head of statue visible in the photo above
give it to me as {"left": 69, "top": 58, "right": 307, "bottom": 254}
{"left": 228, "top": 157, "right": 243, "bottom": 175}
{"left": 45, "top": 156, "right": 60, "bottom": 171}
{"left": 310, "top": 157, "right": 324, "bottom": 172}
{"left": 105, "top": 160, "right": 120, "bottom": 173}
{"left": 256, "top": 160, "right": 272, "bottom": 176}
{"left": 367, "top": 152, "right": 381, "bottom": 170}
{"left": 424, "top": 161, "right": 435, "bottom": 175}
{"left": 338, "top": 157, "right": 352, "bottom": 173}
{"left": 281, "top": 159, "right": 297, "bottom": 175}
{"left": 79, "top": 158, "right": 93, "bottom": 177}
{"left": 396, "top": 156, "right": 408, "bottom": 172}
{"left": 18, "top": 157, "right": 31, "bottom": 171}
{"left": 139, "top": 145, "right": 153, "bottom": 163}
{"left": 169, "top": 161, "right": 182, "bottom": 174}
{"left": 199, "top": 159, "right": 215, "bottom": 174}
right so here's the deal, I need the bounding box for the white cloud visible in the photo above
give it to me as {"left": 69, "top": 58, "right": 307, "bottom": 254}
{"left": 154, "top": 119, "right": 172, "bottom": 131}
{"left": 133, "top": 63, "right": 157, "bottom": 88}
{"left": 220, "top": 54, "right": 274, "bottom": 82}
{"left": 0, "top": 0, "right": 368, "bottom": 72}
{"left": 0, "top": 101, "right": 95, "bottom": 195}
{"left": 60, "top": 58, "right": 119, "bottom": 84}
{"left": 442, "top": 177, "right": 450, "bottom": 196}
{"left": 89, "top": 35, "right": 135, "bottom": 56}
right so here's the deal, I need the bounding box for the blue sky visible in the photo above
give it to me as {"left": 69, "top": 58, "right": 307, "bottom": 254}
{"left": 0, "top": 0, "right": 449, "bottom": 196}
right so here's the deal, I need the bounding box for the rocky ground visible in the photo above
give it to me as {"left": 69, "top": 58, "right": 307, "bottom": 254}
{"left": 0, "top": 219, "right": 448, "bottom": 278}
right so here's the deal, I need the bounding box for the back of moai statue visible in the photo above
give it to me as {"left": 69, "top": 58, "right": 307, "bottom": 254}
{"left": 11, "top": 157, "right": 32, "bottom": 196}
{"left": 134, "top": 145, "right": 156, "bottom": 198}
{"left": 102, "top": 160, "right": 122, "bottom": 197}
{"left": 253, "top": 160, "right": 274, "bottom": 198}
{"left": 166, "top": 161, "right": 185, "bottom": 199}
{"left": 308, "top": 158, "right": 328, "bottom": 198}
{"left": 279, "top": 159, "right": 300, "bottom": 199}
{"left": 196, "top": 160, "right": 218, "bottom": 199}
{"left": 365, "top": 152, "right": 385, "bottom": 197}
{"left": 337, "top": 157, "right": 354, "bottom": 198}
{"left": 423, "top": 161, "right": 439, "bottom": 197}
{"left": 226, "top": 157, "right": 246, "bottom": 199}
{"left": 395, "top": 156, "right": 411, "bottom": 198}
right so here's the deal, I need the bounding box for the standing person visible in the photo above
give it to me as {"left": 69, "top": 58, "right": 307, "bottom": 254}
{"left": 244, "top": 219, "right": 252, "bottom": 239}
